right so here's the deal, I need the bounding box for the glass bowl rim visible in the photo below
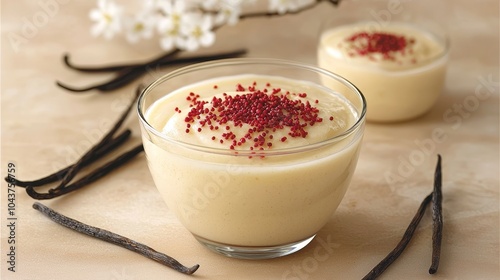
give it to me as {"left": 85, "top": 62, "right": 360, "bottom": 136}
{"left": 137, "top": 57, "right": 367, "bottom": 156}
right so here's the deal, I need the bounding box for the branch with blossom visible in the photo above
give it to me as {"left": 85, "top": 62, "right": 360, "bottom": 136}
{"left": 58, "top": 0, "right": 341, "bottom": 92}
{"left": 90, "top": 0, "right": 340, "bottom": 51}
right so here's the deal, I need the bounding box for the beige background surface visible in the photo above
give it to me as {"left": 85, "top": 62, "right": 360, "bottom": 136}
{"left": 1, "top": 0, "right": 499, "bottom": 279}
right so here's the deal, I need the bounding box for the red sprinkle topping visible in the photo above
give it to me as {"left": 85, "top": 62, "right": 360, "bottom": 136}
{"left": 179, "top": 82, "right": 325, "bottom": 150}
{"left": 346, "top": 31, "right": 412, "bottom": 61}
{"left": 236, "top": 84, "right": 245, "bottom": 92}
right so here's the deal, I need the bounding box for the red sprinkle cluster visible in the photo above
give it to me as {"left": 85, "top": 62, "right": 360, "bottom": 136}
{"left": 176, "top": 82, "right": 334, "bottom": 150}
{"left": 346, "top": 31, "right": 415, "bottom": 61}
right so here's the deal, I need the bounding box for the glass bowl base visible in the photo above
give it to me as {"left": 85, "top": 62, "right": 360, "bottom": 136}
{"left": 193, "top": 234, "right": 316, "bottom": 260}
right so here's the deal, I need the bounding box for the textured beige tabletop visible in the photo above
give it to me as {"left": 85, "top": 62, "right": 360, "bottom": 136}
{"left": 1, "top": 0, "right": 499, "bottom": 279}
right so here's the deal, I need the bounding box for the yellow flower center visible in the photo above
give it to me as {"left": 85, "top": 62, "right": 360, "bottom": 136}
{"left": 191, "top": 26, "right": 203, "bottom": 38}
{"left": 134, "top": 23, "right": 144, "bottom": 32}
{"left": 104, "top": 13, "right": 113, "bottom": 23}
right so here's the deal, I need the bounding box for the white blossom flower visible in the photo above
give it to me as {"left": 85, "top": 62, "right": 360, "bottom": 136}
{"left": 156, "top": 1, "right": 193, "bottom": 50}
{"left": 198, "top": 0, "right": 219, "bottom": 10}
{"left": 214, "top": 0, "right": 244, "bottom": 26}
{"left": 157, "top": 16, "right": 186, "bottom": 50}
{"left": 197, "top": 0, "right": 250, "bottom": 26}
{"left": 88, "top": 0, "right": 324, "bottom": 50}
{"left": 89, "top": 0, "right": 123, "bottom": 39}
{"left": 268, "top": 0, "right": 313, "bottom": 15}
{"left": 143, "top": 0, "right": 166, "bottom": 12}
{"left": 181, "top": 14, "right": 216, "bottom": 51}
{"left": 124, "top": 13, "right": 156, "bottom": 43}
{"left": 158, "top": 0, "right": 190, "bottom": 23}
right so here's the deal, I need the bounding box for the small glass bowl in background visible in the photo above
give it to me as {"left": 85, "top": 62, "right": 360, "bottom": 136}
{"left": 317, "top": 15, "right": 449, "bottom": 123}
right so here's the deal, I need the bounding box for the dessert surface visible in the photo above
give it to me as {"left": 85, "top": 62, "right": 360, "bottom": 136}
{"left": 147, "top": 75, "right": 356, "bottom": 150}
{"left": 320, "top": 23, "right": 447, "bottom": 70}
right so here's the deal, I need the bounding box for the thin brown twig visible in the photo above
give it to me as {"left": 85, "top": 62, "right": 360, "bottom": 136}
{"left": 239, "top": 0, "right": 338, "bottom": 20}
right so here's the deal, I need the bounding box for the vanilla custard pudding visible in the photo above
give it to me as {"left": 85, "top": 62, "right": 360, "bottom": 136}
{"left": 318, "top": 22, "right": 448, "bottom": 122}
{"left": 138, "top": 59, "right": 366, "bottom": 259}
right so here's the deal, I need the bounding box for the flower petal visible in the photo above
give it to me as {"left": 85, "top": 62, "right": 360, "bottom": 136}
{"left": 160, "top": 37, "right": 174, "bottom": 50}
{"left": 89, "top": 9, "right": 102, "bottom": 21}
{"left": 200, "top": 32, "right": 215, "bottom": 47}
{"left": 90, "top": 21, "right": 106, "bottom": 37}
{"left": 184, "top": 37, "right": 198, "bottom": 51}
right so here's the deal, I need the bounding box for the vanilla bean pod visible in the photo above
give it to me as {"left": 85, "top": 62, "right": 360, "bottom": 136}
{"left": 429, "top": 154, "right": 443, "bottom": 274}
{"left": 7, "top": 129, "right": 131, "bottom": 188}
{"left": 35, "top": 86, "right": 142, "bottom": 197}
{"left": 57, "top": 49, "right": 247, "bottom": 93}
{"left": 7, "top": 85, "right": 144, "bottom": 199}
{"left": 33, "top": 202, "right": 199, "bottom": 275}
{"left": 362, "top": 155, "right": 444, "bottom": 280}
{"left": 362, "top": 193, "right": 433, "bottom": 280}
{"left": 57, "top": 67, "right": 147, "bottom": 92}
{"left": 63, "top": 54, "right": 145, "bottom": 72}
{"left": 63, "top": 49, "right": 247, "bottom": 73}
{"left": 57, "top": 49, "right": 179, "bottom": 92}
{"left": 26, "top": 144, "right": 144, "bottom": 200}
{"left": 54, "top": 88, "right": 140, "bottom": 190}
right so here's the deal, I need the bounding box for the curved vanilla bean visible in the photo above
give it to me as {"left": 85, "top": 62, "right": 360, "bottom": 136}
{"left": 63, "top": 54, "right": 145, "bottom": 73}
{"left": 429, "top": 154, "right": 443, "bottom": 274}
{"left": 14, "top": 85, "right": 142, "bottom": 200}
{"left": 57, "top": 67, "right": 146, "bottom": 93}
{"left": 362, "top": 193, "right": 433, "bottom": 280}
{"left": 57, "top": 49, "right": 180, "bottom": 93}
{"left": 56, "top": 86, "right": 141, "bottom": 187}
{"left": 33, "top": 202, "right": 199, "bottom": 275}
{"left": 63, "top": 49, "right": 247, "bottom": 73}
{"left": 66, "top": 49, "right": 179, "bottom": 73}
{"left": 7, "top": 129, "right": 132, "bottom": 188}
{"left": 58, "top": 49, "right": 247, "bottom": 93}
{"left": 57, "top": 49, "right": 248, "bottom": 93}
{"left": 26, "top": 144, "right": 144, "bottom": 200}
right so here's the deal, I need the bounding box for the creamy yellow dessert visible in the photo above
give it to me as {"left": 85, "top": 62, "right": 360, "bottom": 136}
{"left": 318, "top": 23, "right": 448, "bottom": 122}
{"left": 142, "top": 74, "right": 364, "bottom": 247}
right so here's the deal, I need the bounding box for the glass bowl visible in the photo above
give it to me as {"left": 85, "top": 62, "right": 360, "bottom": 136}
{"left": 318, "top": 18, "right": 449, "bottom": 122}
{"left": 137, "top": 58, "right": 366, "bottom": 259}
